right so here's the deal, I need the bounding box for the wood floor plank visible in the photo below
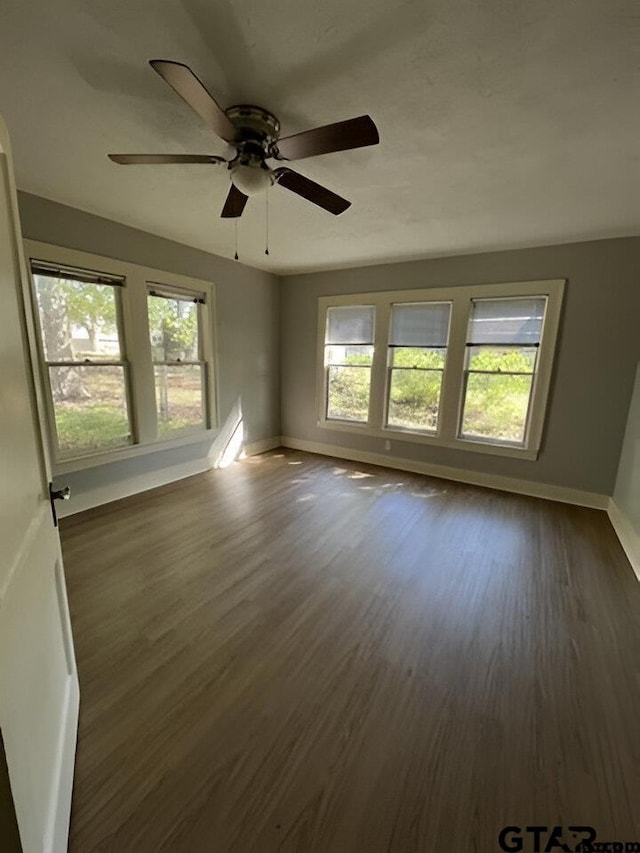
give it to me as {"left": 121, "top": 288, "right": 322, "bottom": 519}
{"left": 59, "top": 450, "right": 640, "bottom": 852}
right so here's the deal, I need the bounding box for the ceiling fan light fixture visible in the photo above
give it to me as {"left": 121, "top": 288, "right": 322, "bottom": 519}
{"left": 230, "top": 164, "right": 273, "bottom": 196}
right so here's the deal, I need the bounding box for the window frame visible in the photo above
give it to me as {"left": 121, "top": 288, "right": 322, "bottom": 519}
{"left": 30, "top": 263, "right": 135, "bottom": 459}
{"left": 317, "top": 279, "right": 565, "bottom": 460}
{"left": 384, "top": 300, "right": 452, "bottom": 436}
{"left": 147, "top": 285, "right": 209, "bottom": 439}
{"left": 24, "top": 240, "right": 218, "bottom": 474}
{"left": 323, "top": 304, "right": 376, "bottom": 426}
{"left": 459, "top": 296, "right": 547, "bottom": 448}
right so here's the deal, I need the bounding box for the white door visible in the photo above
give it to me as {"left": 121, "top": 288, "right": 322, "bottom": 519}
{"left": 0, "top": 115, "right": 79, "bottom": 851}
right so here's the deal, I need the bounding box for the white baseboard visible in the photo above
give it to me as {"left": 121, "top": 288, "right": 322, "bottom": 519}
{"left": 56, "top": 434, "right": 638, "bottom": 581}
{"left": 244, "top": 436, "right": 281, "bottom": 456}
{"left": 607, "top": 499, "right": 640, "bottom": 581}
{"left": 59, "top": 436, "right": 283, "bottom": 518}
{"left": 280, "top": 436, "right": 609, "bottom": 510}
{"left": 58, "top": 456, "right": 214, "bottom": 518}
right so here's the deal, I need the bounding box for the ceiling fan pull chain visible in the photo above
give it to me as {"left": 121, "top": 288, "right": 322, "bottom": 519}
{"left": 265, "top": 185, "right": 270, "bottom": 256}
{"left": 234, "top": 218, "right": 239, "bottom": 261}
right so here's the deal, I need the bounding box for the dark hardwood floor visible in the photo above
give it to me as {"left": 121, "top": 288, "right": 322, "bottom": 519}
{"left": 60, "top": 449, "right": 640, "bottom": 853}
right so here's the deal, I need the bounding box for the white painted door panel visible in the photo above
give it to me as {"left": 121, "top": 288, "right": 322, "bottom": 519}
{"left": 0, "top": 114, "right": 79, "bottom": 852}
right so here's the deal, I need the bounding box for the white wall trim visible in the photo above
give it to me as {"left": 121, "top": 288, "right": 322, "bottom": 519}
{"left": 58, "top": 457, "right": 214, "bottom": 517}
{"left": 316, "top": 279, "right": 565, "bottom": 461}
{"left": 244, "top": 436, "right": 281, "bottom": 456}
{"left": 57, "top": 435, "right": 638, "bottom": 581}
{"left": 280, "top": 436, "right": 609, "bottom": 510}
{"left": 53, "top": 428, "right": 217, "bottom": 475}
{"left": 23, "top": 238, "right": 219, "bottom": 471}
{"left": 607, "top": 499, "right": 640, "bottom": 582}
{"left": 58, "top": 435, "right": 282, "bottom": 517}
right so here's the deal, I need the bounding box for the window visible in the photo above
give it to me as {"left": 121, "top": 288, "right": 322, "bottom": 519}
{"left": 27, "top": 242, "right": 216, "bottom": 470}
{"left": 147, "top": 288, "right": 206, "bottom": 437}
{"left": 324, "top": 305, "right": 375, "bottom": 423}
{"left": 31, "top": 263, "right": 132, "bottom": 457}
{"left": 317, "top": 279, "right": 564, "bottom": 459}
{"left": 460, "top": 297, "right": 546, "bottom": 445}
{"left": 386, "top": 302, "right": 451, "bottom": 433}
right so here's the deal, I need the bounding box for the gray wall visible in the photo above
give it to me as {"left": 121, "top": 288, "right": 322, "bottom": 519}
{"left": 17, "top": 191, "right": 280, "bottom": 501}
{"left": 281, "top": 238, "right": 640, "bottom": 495}
{"left": 15, "top": 192, "right": 640, "bottom": 501}
{"left": 613, "top": 363, "right": 640, "bottom": 535}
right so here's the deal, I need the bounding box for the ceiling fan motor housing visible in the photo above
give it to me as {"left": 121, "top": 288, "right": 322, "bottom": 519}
{"left": 226, "top": 106, "right": 279, "bottom": 155}
{"left": 225, "top": 105, "right": 281, "bottom": 194}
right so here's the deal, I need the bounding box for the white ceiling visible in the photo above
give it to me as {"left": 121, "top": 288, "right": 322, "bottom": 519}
{"left": 1, "top": 0, "right": 638, "bottom": 274}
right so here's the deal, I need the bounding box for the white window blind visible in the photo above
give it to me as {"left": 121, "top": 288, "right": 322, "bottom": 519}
{"left": 467, "top": 298, "right": 546, "bottom": 345}
{"left": 148, "top": 283, "right": 206, "bottom": 304}
{"left": 30, "top": 260, "right": 124, "bottom": 287}
{"left": 389, "top": 302, "right": 450, "bottom": 347}
{"left": 326, "top": 306, "right": 375, "bottom": 344}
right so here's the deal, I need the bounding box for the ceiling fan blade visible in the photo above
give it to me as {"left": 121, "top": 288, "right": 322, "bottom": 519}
{"left": 273, "top": 115, "right": 379, "bottom": 161}
{"left": 274, "top": 168, "right": 351, "bottom": 215}
{"left": 150, "top": 60, "right": 236, "bottom": 143}
{"left": 221, "top": 184, "right": 248, "bottom": 218}
{"left": 108, "top": 154, "right": 226, "bottom": 165}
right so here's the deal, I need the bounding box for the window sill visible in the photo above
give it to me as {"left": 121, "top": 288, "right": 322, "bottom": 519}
{"left": 53, "top": 428, "right": 217, "bottom": 475}
{"left": 318, "top": 419, "right": 539, "bottom": 461}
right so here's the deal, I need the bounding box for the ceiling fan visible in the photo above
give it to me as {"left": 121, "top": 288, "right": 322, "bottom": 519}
{"left": 108, "top": 60, "right": 380, "bottom": 218}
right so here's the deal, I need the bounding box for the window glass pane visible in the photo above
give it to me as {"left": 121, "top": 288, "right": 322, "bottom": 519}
{"left": 467, "top": 346, "right": 537, "bottom": 373}
{"left": 390, "top": 303, "right": 450, "bottom": 347}
{"left": 327, "top": 366, "right": 371, "bottom": 422}
{"left": 148, "top": 294, "right": 199, "bottom": 361}
{"left": 391, "top": 347, "right": 446, "bottom": 369}
{"left": 467, "top": 297, "right": 546, "bottom": 345}
{"left": 49, "top": 365, "right": 130, "bottom": 455}
{"left": 325, "top": 344, "right": 374, "bottom": 366}
{"left": 326, "top": 306, "right": 375, "bottom": 344}
{"left": 461, "top": 373, "right": 534, "bottom": 443}
{"left": 155, "top": 364, "right": 204, "bottom": 436}
{"left": 34, "top": 274, "right": 121, "bottom": 361}
{"left": 387, "top": 369, "right": 443, "bottom": 432}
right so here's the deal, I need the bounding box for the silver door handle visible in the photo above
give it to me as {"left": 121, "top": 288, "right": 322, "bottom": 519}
{"left": 51, "top": 486, "right": 71, "bottom": 501}
{"left": 49, "top": 483, "right": 71, "bottom": 527}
